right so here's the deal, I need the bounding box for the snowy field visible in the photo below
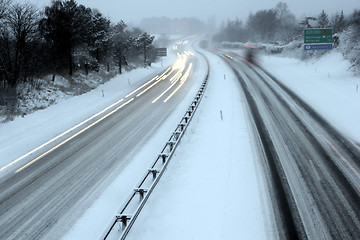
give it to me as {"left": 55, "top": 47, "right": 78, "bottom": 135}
{"left": 1, "top": 41, "right": 360, "bottom": 239}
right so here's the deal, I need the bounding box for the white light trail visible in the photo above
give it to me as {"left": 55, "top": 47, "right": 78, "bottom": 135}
{"left": 164, "top": 63, "right": 193, "bottom": 103}
{"left": 152, "top": 74, "right": 182, "bottom": 103}
{"left": 125, "top": 75, "right": 159, "bottom": 98}
{"left": 15, "top": 98, "right": 135, "bottom": 173}
{"left": 0, "top": 97, "right": 127, "bottom": 173}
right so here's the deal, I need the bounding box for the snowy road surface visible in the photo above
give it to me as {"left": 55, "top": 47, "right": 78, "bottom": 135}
{"left": 125, "top": 48, "right": 268, "bottom": 240}
{"left": 1, "top": 39, "right": 360, "bottom": 240}
{"left": 215, "top": 49, "right": 360, "bottom": 239}
{"left": 0, "top": 44, "right": 204, "bottom": 240}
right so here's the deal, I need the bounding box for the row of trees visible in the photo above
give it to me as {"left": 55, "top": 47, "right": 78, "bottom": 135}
{"left": 140, "top": 17, "right": 213, "bottom": 35}
{"left": 0, "top": 0, "right": 155, "bottom": 89}
{"left": 213, "top": 2, "right": 297, "bottom": 43}
{"left": 213, "top": 2, "right": 360, "bottom": 43}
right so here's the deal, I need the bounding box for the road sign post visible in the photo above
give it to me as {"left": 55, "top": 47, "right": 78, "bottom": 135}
{"left": 304, "top": 28, "right": 333, "bottom": 50}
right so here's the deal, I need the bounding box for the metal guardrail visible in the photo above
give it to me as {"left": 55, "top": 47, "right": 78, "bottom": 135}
{"left": 101, "top": 53, "right": 210, "bottom": 240}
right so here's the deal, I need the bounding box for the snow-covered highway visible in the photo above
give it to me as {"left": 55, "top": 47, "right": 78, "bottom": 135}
{"left": 1, "top": 39, "right": 360, "bottom": 240}
{"left": 0, "top": 42, "right": 206, "bottom": 240}
{"left": 215, "top": 49, "right": 360, "bottom": 239}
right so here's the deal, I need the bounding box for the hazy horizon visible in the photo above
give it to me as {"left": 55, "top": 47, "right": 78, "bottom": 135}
{"left": 15, "top": 0, "right": 360, "bottom": 26}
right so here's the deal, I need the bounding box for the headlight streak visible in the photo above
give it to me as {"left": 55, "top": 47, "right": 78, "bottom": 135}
{"left": 125, "top": 67, "right": 173, "bottom": 99}
{"left": 0, "top": 97, "right": 126, "bottom": 173}
{"left": 169, "top": 70, "right": 183, "bottom": 84}
{"left": 158, "top": 67, "right": 172, "bottom": 79}
{"left": 152, "top": 73, "right": 182, "bottom": 104}
{"left": 125, "top": 75, "right": 159, "bottom": 98}
{"left": 159, "top": 68, "right": 175, "bottom": 81}
{"left": 135, "top": 64, "right": 182, "bottom": 98}
{"left": 15, "top": 98, "right": 135, "bottom": 173}
{"left": 139, "top": 53, "right": 189, "bottom": 99}
{"left": 164, "top": 63, "right": 192, "bottom": 103}
{"left": 184, "top": 51, "right": 194, "bottom": 56}
{"left": 136, "top": 77, "right": 164, "bottom": 97}
{"left": 151, "top": 52, "right": 190, "bottom": 103}
{"left": 1, "top": 52, "right": 191, "bottom": 173}
{"left": 326, "top": 139, "right": 360, "bottom": 179}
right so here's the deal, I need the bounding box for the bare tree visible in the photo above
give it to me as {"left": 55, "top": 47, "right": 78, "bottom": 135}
{"left": 0, "top": 0, "right": 12, "bottom": 88}
{"left": 0, "top": 0, "right": 11, "bottom": 20}
{"left": 4, "top": 3, "right": 38, "bottom": 87}
{"left": 274, "top": 2, "right": 297, "bottom": 41}
{"left": 350, "top": 9, "right": 360, "bottom": 33}
{"left": 247, "top": 9, "right": 278, "bottom": 42}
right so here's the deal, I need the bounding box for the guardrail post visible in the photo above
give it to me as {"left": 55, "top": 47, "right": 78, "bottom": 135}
{"left": 173, "top": 131, "right": 181, "bottom": 141}
{"left": 184, "top": 116, "right": 189, "bottom": 123}
{"left": 167, "top": 141, "right": 176, "bottom": 152}
{"left": 178, "top": 123, "right": 186, "bottom": 131}
{"left": 159, "top": 153, "right": 168, "bottom": 163}
{"left": 148, "top": 169, "right": 160, "bottom": 179}
{"left": 117, "top": 215, "right": 132, "bottom": 230}
{"left": 134, "top": 188, "right": 148, "bottom": 201}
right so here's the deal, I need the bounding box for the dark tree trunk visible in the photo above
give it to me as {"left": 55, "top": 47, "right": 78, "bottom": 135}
{"left": 68, "top": 50, "right": 73, "bottom": 75}
{"left": 118, "top": 58, "right": 122, "bottom": 74}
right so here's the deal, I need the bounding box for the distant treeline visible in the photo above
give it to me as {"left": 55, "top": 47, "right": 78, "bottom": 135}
{"left": 140, "top": 17, "right": 214, "bottom": 35}
{"left": 213, "top": 2, "right": 360, "bottom": 43}
{"left": 0, "top": 0, "right": 155, "bottom": 89}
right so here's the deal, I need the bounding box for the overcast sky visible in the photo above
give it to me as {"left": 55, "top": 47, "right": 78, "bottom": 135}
{"left": 19, "top": 0, "right": 360, "bottom": 25}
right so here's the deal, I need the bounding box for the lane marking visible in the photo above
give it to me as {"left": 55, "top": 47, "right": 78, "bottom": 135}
{"left": 15, "top": 98, "right": 135, "bottom": 173}
{"left": 0, "top": 98, "right": 126, "bottom": 173}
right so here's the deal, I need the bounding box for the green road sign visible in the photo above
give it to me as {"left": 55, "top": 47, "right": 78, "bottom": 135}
{"left": 304, "top": 28, "right": 333, "bottom": 44}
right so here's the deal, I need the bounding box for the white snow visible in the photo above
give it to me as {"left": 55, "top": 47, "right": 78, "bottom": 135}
{"left": 125, "top": 48, "right": 268, "bottom": 240}
{"left": 1, "top": 39, "right": 360, "bottom": 240}
{"left": 60, "top": 43, "right": 208, "bottom": 240}
{"left": 260, "top": 52, "right": 360, "bottom": 143}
